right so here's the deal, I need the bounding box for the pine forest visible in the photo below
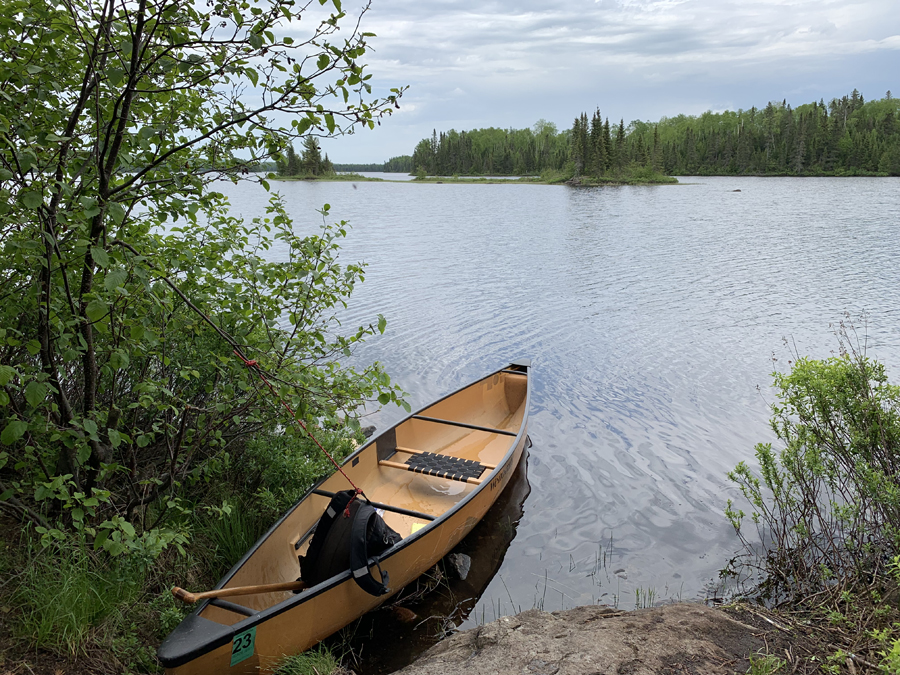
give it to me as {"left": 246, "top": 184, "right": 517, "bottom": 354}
{"left": 405, "top": 90, "right": 900, "bottom": 178}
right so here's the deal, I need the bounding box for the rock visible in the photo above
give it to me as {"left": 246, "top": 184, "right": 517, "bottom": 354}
{"left": 394, "top": 603, "right": 783, "bottom": 675}
{"left": 446, "top": 553, "right": 471, "bottom": 580}
{"left": 361, "top": 425, "right": 376, "bottom": 439}
{"left": 391, "top": 606, "right": 419, "bottom": 623}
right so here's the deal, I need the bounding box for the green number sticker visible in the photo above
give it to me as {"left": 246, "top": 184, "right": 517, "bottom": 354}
{"left": 230, "top": 626, "right": 256, "bottom": 666}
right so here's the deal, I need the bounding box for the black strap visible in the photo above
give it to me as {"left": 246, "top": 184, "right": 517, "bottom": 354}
{"left": 300, "top": 489, "right": 355, "bottom": 584}
{"left": 350, "top": 504, "right": 391, "bottom": 596}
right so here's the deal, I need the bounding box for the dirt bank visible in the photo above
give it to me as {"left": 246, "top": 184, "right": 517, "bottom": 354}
{"left": 394, "top": 603, "right": 790, "bottom": 675}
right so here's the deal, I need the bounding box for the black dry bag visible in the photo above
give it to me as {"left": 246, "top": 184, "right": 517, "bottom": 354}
{"left": 299, "top": 490, "right": 401, "bottom": 596}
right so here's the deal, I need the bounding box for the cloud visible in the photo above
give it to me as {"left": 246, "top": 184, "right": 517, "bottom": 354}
{"left": 316, "top": 0, "right": 899, "bottom": 161}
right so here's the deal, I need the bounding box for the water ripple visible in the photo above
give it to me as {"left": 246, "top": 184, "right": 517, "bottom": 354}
{"left": 216, "top": 176, "right": 900, "bottom": 612}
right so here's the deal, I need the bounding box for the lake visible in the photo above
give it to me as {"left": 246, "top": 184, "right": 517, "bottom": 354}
{"left": 216, "top": 175, "right": 900, "bottom": 667}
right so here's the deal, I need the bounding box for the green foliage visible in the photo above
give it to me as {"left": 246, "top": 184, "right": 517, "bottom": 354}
{"left": 633, "top": 90, "right": 900, "bottom": 176}
{"left": 193, "top": 499, "right": 269, "bottom": 576}
{"left": 11, "top": 537, "right": 144, "bottom": 655}
{"left": 727, "top": 335, "right": 900, "bottom": 599}
{"left": 273, "top": 646, "right": 341, "bottom": 675}
{"left": 411, "top": 123, "right": 571, "bottom": 176}
{"left": 0, "top": 0, "right": 406, "bottom": 570}
{"left": 746, "top": 653, "right": 786, "bottom": 675}
{"left": 726, "top": 325, "right": 900, "bottom": 672}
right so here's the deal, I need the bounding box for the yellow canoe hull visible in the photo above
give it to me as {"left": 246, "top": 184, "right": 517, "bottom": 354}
{"left": 159, "top": 360, "right": 532, "bottom": 674}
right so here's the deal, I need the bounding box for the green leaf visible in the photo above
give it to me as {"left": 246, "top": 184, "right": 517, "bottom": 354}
{"left": 107, "top": 202, "right": 126, "bottom": 225}
{"left": 109, "top": 350, "right": 129, "bottom": 370}
{"left": 104, "top": 268, "right": 127, "bottom": 292}
{"left": 24, "top": 381, "right": 48, "bottom": 408}
{"left": 20, "top": 191, "right": 42, "bottom": 209}
{"left": 317, "top": 54, "right": 330, "bottom": 70}
{"left": 86, "top": 299, "right": 107, "bottom": 322}
{"left": 93, "top": 528, "right": 110, "bottom": 551}
{"left": 0, "top": 365, "right": 16, "bottom": 386}
{"left": 377, "top": 314, "right": 386, "bottom": 334}
{"left": 83, "top": 419, "right": 98, "bottom": 439}
{"left": 1, "top": 420, "right": 27, "bottom": 445}
{"left": 108, "top": 429, "right": 122, "bottom": 449}
{"left": 26, "top": 339, "right": 41, "bottom": 356}
{"left": 91, "top": 246, "right": 110, "bottom": 268}
{"left": 377, "top": 393, "right": 390, "bottom": 405}
{"left": 324, "top": 113, "right": 335, "bottom": 134}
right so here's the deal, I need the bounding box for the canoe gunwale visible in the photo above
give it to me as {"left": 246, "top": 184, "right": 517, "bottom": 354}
{"left": 159, "top": 360, "right": 531, "bottom": 670}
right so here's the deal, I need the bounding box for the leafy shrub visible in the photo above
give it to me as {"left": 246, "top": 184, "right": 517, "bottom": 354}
{"left": 726, "top": 337, "right": 900, "bottom": 601}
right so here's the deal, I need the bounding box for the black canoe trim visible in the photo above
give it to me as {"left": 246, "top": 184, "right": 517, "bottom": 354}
{"left": 158, "top": 360, "right": 530, "bottom": 669}
{"left": 311, "top": 489, "right": 436, "bottom": 521}
{"left": 411, "top": 415, "right": 517, "bottom": 436}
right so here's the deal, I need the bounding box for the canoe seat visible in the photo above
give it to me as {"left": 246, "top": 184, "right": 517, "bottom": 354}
{"left": 404, "top": 451, "right": 486, "bottom": 482}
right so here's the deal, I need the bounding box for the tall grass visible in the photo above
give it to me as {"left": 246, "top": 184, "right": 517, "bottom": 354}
{"left": 195, "top": 501, "right": 269, "bottom": 576}
{"left": 12, "top": 538, "right": 144, "bottom": 655}
{"left": 273, "top": 646, "right": 341, "bottom": 675}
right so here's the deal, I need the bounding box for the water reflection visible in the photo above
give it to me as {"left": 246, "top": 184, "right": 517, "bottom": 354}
{"left": 330, "top": 451, "right": 532, "bottom": 674}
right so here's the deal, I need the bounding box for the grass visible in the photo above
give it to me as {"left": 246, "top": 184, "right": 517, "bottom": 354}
{"left": 747, "top": 652, "right": 786, "bottom": 674}
{"left": 194, "top": 500, "right": 269, "bottom": 576}
{"left": 273, "top": 646, "right": 341, "bottom": 675}
{"left": 10, "top": 537, "right": 144, "bottom": 656}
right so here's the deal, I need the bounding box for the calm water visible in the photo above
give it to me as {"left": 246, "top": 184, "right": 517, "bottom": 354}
{"left": 217, "top": 176, "right": 900, "bottom": 663}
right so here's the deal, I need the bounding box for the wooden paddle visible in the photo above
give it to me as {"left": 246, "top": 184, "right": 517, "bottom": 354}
{"left": 171, "top": 580, "right": 307, "bottom": 604}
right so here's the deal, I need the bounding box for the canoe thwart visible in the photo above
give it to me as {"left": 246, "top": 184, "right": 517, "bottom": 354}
{"left": 209, "top": 598, "right": 256, "bottom": 617}
{"left": 411, "top": 414, "right": 517, "bottom": 436}
{"left": 311, "top": 489, "right": 436, "bottom": 521}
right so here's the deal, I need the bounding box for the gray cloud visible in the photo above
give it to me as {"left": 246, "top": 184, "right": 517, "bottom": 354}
{"left": 317, "top": 0, "right": 899, "bottom": 162}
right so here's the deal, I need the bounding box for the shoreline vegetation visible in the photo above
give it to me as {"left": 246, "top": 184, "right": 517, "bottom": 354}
{"left": 270, "top": 173, "right": 679, "bottom": 185}
{"left": 301, "top": 89, "right": 900, "bottom": 181}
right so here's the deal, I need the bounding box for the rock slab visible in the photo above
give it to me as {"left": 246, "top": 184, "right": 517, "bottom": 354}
{"left": 395, "top": 603, "right": 768, "bottom": 675}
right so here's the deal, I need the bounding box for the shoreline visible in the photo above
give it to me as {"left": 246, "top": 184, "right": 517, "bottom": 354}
{"left": 393, "top": 602, "right": 796, "bottom": 675}
{"left": 269, "top": 174, "right": 681, "bottom": 186}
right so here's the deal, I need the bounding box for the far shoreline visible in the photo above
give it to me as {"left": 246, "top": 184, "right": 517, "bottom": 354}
{"left": 268, "top": 173, "right": 681, "bottom": 186}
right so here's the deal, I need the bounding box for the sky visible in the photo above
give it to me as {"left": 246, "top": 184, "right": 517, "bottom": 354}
{"left": 301, "top": 0, "right": 900, "bottom": 164}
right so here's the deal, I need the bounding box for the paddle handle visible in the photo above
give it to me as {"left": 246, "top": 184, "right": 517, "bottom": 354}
{"left": 171, "top": 580, "right": 307, "bottom": 604}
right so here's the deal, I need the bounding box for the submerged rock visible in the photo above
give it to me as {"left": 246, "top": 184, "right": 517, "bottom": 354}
{"left": 446, "top": 553, "right": 471, "bottom": 580}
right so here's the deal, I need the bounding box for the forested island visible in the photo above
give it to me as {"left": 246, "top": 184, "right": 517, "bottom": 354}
{"left": 397, "top": 89, "right": 900, "bottom": 180}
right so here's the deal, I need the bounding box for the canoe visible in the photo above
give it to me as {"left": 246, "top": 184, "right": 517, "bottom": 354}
{"left": 158, "top": 359, "right": 532, "bottom": 674}
{"left": 347, "top": 445, "right": 532, "bottom": 674}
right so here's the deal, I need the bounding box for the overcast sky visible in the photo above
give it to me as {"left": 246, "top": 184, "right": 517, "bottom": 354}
{"left": 308, "top": 0, "right": 899, "bottom": 164}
